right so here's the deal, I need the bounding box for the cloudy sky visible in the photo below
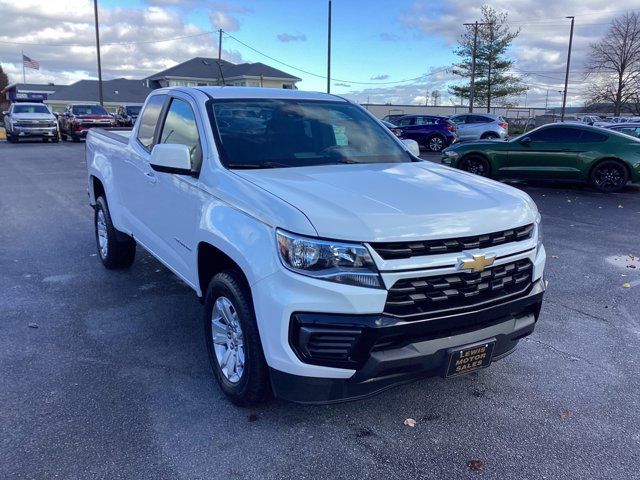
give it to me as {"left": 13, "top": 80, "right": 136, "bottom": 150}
{"left": 0, "top": 0, "right": 638, "bottom": 107}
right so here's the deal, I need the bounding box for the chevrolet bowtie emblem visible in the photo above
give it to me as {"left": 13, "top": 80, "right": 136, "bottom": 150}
{"left": 458, "top": 254, "right": 495, "bottom": 273}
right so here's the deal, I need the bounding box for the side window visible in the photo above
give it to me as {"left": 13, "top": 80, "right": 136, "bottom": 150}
{"left": 396, "top": 117, "right": 414, "bottom": 126}
{"left": 468, "top": 115, "right": 490, "bottom": 124}
{"left": 528, "top": 127, "right": 579, "bottom": 143}
{"left": 577, "top": 130, "right": 608, "bottom": 142}
{"left": 450, "top": 115, "right": 466, "bottom": 125}
{"left": 159, "top": 98, "right": 202, "bottom": 173}
{"left": 136, "top": 95, "right": 166, "bottom": 150}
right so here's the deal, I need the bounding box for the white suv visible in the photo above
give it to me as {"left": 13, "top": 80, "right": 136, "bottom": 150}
{"left": 449, "top": 113, "right": 509, "bottom": 141}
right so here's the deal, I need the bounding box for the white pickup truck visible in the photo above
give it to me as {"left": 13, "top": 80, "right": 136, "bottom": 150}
{"left": 86, "top": 87, "right": 546, "bottom": 405}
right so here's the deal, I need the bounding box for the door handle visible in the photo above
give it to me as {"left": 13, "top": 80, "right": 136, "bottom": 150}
{"left": 144, "top": 171, "right": 157, "bottom": 183}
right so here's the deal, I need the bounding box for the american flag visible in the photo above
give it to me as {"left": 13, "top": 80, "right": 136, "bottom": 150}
{"left": 22, "top": 54, "right": 40, "bottom": 70}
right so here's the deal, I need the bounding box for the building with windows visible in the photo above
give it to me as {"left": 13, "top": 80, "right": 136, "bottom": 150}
{"left": 2, "top": 57, "right": 301, "bottom": 112}
{"left": 145, "top": 57, "right": 300, "bottom": 90}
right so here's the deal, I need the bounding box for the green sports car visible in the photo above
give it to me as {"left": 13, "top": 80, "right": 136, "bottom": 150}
{"left": 441, "top": 123, "right": 640, "bottom": 192}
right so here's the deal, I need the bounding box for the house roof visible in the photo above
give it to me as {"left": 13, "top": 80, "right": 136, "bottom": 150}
{"left": 47, "top": 78, "right": 152, "bottom": 103}
{"left": 146, "top": 57, "right": 300, "bottom": 82}
{"left": 1, "top": 83, "right": 61, "bottom": 94}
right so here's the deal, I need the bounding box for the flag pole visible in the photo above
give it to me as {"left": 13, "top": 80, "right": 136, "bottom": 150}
{"left": 22, "top": 50, "right": 26, "bottom": 84}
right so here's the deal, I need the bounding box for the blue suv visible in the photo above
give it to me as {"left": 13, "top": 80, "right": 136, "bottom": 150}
{"left": 394, "top": 115, "right": 457, "bottom": 152}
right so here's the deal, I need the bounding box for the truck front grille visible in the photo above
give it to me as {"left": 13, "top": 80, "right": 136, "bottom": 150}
{"left": 370, "top": 224, "right": 533, "bottom": 260}
{"left": 385, "top": 259, "right": 533, "bottom": 318}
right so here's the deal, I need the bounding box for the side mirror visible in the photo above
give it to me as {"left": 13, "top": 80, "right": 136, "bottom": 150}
{"left": 401, "top": 139, "right": 421, "bottom": 157}
{"left": 519, "top": 136, "right": 532, "bottom": 146}
{"left": 2, "top": 111, "right": 8, "bottom": 116}
{"left": 149, "top": 144, "right": 192, "bottom": 175}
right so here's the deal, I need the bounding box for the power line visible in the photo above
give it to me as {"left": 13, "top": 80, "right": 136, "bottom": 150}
{"left": 222, "top": 32, "right": 451, "bottom": 85}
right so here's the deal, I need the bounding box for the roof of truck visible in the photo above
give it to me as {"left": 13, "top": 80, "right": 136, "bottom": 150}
{"left": 193, "top": 86, "right": 347, "bottom": 102}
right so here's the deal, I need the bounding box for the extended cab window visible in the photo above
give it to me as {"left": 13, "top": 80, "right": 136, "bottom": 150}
{"left": 137, "top": 95, "right": 165, "bottom": 150}
{"left": 213, "top": 100, "right": 410, "bottom": 168}
{"left": 159, "top": 98, "right": 202, "bottom": 172}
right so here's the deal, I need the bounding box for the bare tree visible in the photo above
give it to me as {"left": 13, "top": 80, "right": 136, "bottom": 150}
{"left": 587, "top": 12, "right": 640, "bottom": 116}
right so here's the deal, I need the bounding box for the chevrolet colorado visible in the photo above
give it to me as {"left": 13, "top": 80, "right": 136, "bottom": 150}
{"left": 86, "top": 87, "right": 546, "bottom": 405}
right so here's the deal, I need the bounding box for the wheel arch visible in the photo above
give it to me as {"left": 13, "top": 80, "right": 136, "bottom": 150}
{"left": 197, "top": 241, "right": 252, "bottom": 300}
{"left": 480, "top": 131, "right": 500, "bottom": 139}
{"left": 587, "top": 157, "right": 631, "bottom": 181}
{"left": 89, "top": 175, "right": 105, "bottom": 206}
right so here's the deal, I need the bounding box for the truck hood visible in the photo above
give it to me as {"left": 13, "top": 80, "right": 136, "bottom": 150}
{"left": 235, "top": 162, "right": 537, "bottom": 242}
{"left": 11, "top": 113, "right": 55, "bottom": 121}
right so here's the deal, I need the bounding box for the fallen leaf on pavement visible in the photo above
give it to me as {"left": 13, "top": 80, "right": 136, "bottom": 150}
{"left": 618, "top": 205, "right": 623, "bottom": 209}
{"left": 28, "top": 323, "right": 38, "bottom": 329}
{"left": 403, "top": 418, "right": 416, "bottom": 427}
{"left": 467, "top": 460, "right": 484, "bottom": 471}
{"left": 622, "top": 282, "right": 631, "bottom": 288}
{"left": 560, "top": 409, "right": 572, "bottom": 419}
{"left": 551, "top": 255, "right": 559, "bottom": 259}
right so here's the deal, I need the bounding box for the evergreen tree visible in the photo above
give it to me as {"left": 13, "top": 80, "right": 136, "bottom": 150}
{"left": 449, "top": 6, "right": 527, "bottom": 112}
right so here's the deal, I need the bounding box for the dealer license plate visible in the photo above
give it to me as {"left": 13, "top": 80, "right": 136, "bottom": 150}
{"left": 446, "top": 340, "right": 496, "bottom": 377}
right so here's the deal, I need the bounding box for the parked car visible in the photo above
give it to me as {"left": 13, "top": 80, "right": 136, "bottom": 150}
{"left": 579, "top": 115, "right": 606, "bottom": 126}
{"left": 606, "top": 123, "right": 640, "bottom": 139}
{"left": 86, "top": 87, "right": 545, "bottom": 405}
{"left": 449, "top": 113, "right": 509, "bottom": 142}
{"left": 114, "top": 104, "right": 142, "bottom": 127}
{"left": 442, "top": 123, "right": 640, "bottom": 192}
{"left": 381, "top": 113, "right": 406, "bottom": 124}
{"left": 394, "top": 115, "right": 457, "bottom": 152}
{"left": 58, "top": 103, "right": 115, "bottom": 142}
{"left": 381, "top": 119, "right": 401, "bottom": 137}
{"left": 3, "top": 102, "right": 59, "bottom": 143}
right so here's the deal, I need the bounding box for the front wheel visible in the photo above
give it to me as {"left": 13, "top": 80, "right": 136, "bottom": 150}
{"left": 204, "top": 270, "right": 270, "bottom": 406}
{"left": 94, "top": 196, "right": 136, "bottom": 269}
{"left": 590, "top": 160, "right": 629, "bottom": 193}
{"left": 459, "top": 155, "right": 491, "bottom": 177}
{"left": 426, "top": 135, "right": 446, "bottom": 152}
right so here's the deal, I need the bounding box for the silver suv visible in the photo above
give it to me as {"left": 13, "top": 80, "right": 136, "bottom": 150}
{"left": 3, "top": 102, "right": 59, "bottom": 143}
{"left": 449, "top": 113, "right": 508, "bottom": 142}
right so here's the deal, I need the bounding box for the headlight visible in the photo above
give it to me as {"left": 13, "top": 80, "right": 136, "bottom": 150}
{"left": 276, "top": 229, "right": 382, "bottom": 288}
{"left": 443, "top": 150, "right": 459, "bottom": 157}
{"left": 535, "top": 213, "right": 543, "bottom": 249}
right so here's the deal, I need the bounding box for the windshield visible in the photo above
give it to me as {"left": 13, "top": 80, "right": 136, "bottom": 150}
{"left": 212, "top": 100, "right": 410, "bottom": 168}
{"left": 72, "top": 105, "right": 108, "bottom": 115}
{"left": 13, "top": 104, "right": 50, "bottom": 114}
{"left": 125, "top": 106, "right": 141, "bottom": 115}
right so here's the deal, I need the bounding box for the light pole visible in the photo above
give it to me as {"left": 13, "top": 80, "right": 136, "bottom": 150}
{"left": 560, "top": 16, "right": 575, "bottom": 122}
{"left": 327, "top": 0, "right": 332, "bottom": 94}
{"left": 93, "top": 0, "right": 103, "bottom": 106}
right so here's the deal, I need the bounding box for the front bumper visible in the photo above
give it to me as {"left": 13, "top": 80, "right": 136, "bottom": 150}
{"left": 271, "top": 279, "right": 545, "bottom": 404}
{"left": 12, "top": 126, "right": 58, "bottom": 138}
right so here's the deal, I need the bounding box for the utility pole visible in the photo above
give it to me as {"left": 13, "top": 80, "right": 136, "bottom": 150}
{"left": 218, "top": 29, "right": 222, "bottom": 64}
{"left": 560, "top": 16, "right": 575, "bottom": 122}
{"left": 463, "top": 21, "right": 488, "bottom": 113}
{"left": 545, "top": 89, "right": 549, "bottom": 112}
{"left": 327, "top": 0, "right": 332, "bottom": 93}
{"left": 93, "top": 0, "right": 104, "bottom": 106}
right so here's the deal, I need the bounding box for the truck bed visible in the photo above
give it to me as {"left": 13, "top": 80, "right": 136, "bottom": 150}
{"left": 91, "top": 127, "right": 132, "bottom": 144}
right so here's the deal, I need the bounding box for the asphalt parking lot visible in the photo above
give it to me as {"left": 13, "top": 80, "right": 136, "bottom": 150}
{"left": 1, "top": 140, "right": 639, "bottom": 480}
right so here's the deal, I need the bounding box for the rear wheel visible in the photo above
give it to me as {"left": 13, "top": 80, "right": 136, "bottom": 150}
{"left": 94, "top": 196, "right": 136, "bottom": 269}
{"left": 426, "top": 134, "right": 446, "bottom": 152}
{"left": 482, "top": 132, "right": 499, "bottom": 140}
{"left": 204, "top": 270, "right": 270, "bottom": 406}
{"left": 590, "top": 160, "right": 628, "bottom": 193}
{"left": 459, "top": 155, "right": 491, "bottom": 177}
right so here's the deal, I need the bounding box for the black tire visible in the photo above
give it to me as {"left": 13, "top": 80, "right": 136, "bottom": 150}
{"left": 42, "top": 138, "right": 49, "bottom": 143}
{"left": 61, "top": 132, "right": 67, "bottom": 141}
{"left": 482, "top": 132, "right": 499, "bottom": 140}
{"left": 52, "top": 136, "right": 60, "bottom": 143}
{"left": 6, "top": 133, "right": 15, "bottom": 143}
{"left": 459, "top": 155, "right": 491, "bottom": 177}
{"left": 94, "top": 196, "right": 136, "bottom": 269}
{"left": 72, "top": 135, "right": 80, "bottom": 143}
{"left": 590, "top": 160, "right": 629, "bottom": 193}
{"left": 426, "top": 134, "right": 446, "bottom": 152}
{"left": 204, "top": 270, "right": 270, "bottom": 406}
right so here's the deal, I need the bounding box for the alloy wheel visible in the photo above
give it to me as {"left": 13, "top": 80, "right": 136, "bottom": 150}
{"left": 211, "top": 296, "right": 245, "bottom": 384}
{"left": 96, "top": 209, "right": 108, "bottom": 259}
{"left": 429, "top": 136, "right": 444, "bottom": 152}
{"left": 593, "top": 165, "right": 625, "bottom": 192}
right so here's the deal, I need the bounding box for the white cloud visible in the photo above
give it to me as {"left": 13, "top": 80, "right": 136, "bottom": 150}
{"left": 0, "top": 0, "right": 245, "bottom": 85}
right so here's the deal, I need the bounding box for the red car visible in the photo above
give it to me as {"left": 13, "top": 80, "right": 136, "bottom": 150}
{"left": 58, "top": 104, "right": 115, "bottom": 142}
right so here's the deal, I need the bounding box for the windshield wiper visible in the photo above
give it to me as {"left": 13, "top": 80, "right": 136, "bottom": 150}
{"left": 226, "top": 161, "right": 291, "bottom": 169}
